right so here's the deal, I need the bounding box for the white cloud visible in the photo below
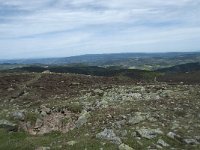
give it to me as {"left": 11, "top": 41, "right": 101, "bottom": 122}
{"left": 0, "top": 0, "right": 199, "bottom": 58}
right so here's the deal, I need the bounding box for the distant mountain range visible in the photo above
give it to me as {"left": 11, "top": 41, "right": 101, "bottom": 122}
{"left": 0, "top": 52, "right": 200, "bottom": 70}
{"left": 1, "top": 52, "right": 200, "bottom": 83}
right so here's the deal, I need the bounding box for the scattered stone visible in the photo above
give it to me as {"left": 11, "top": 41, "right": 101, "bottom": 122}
{"left": 131, "top": 132, "right": 137, "bottom": 137}
{"left": 136, "top": 128, "right": 163, "bottom": 139}
{"left": 34, "top": 118, "right": 43, "bottom": 129}
{"left": 195, "top": 136, "right": 200, "bottom": 141}
{"left": 167, "top": 132, "right": 177, "bottom": 139}
{"left": 160, "top": 90, "right": 174, "bottom": 98}
{"left": 129, "top": 115, "right": 145, "bottom": 125}
{"left": 147, "top": 144, "right": 160, "bottom": 149}
{"left": 96, "top": 128, "right": 122, "bottom": 145}
{"left": 128, "top": 112, "right": 149, "bottom": 125}
{"left": 40, "top": 111, "right": 47, "bottom": 116}
{"left": 7, "top": 88, "right": 14, "bottom": 91}
{"left": 70, "top": 82, "right": 80, "bottom": 86}
{"left": 115, "top": 120, "right": 126, "bottom": 128}
{"left": 119, "top": 143, "right": 134, "bottom": 150}
{"left": 137, "top": 141, "right": 143, "bottom": 146}
{"left": 29, "top": 110, "right": 75, "bottom": 135}
{"left": 167, "top": 132, "right": 182, "bottom": 142}
{"left": 0, "top": 119, "right": 17, "bottom": 131}
{"left": 93, "top": 89, "right": 104, "bottom": 96}
{"left": 118, "top": 130, "right": 128, "bottom": 137}
{"left": 131, "top": 93, "right": 142, "bottom": 100}
{"left": 183, "top": 139, "right": 199, "bottom": 145}
{"left": 96, "top": 100, "right": 109, "bottom": 108}
{"left": 67, "top": 140, "right": 77, "bottom": 146}
{"left": 148, "top": 117, "right": 157, "bottom": 122}
{"left": 155, "top": 144, "right": 163, "bottom": 149}
{"left": 1, "top": 74, "right": 200, "bottom": 150}
{"left": 75, "top": 110, "right": 90, "bottom": 128}
{"left": 35, "top": 146, "right": 50, "bottom": 150}
{"left": 171, "top": 121, "right": 180, "bottom": 130}
{"left": 40, "top": 106, "right": 51, "bottom": 115}
{"left": 157, "top": 139, "right": 170, "bottom": 147}
{"left": 42, "top": 70, "right": 51, "bottom": 74}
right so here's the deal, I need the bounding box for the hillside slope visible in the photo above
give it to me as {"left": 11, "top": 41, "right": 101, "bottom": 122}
{"left": 157, "top": 62, "right": 200, "bottom": 73}
{"left": 0, "top": 72, "right": 200, "bottom": 149}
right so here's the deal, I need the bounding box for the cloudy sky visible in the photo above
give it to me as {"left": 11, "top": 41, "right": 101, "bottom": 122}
{"left": 0, "top": 0, "right": 200, "bottom": 59}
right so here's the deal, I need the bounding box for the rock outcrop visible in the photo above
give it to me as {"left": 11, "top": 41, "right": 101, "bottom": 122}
{"left": 0, "top": 119, "right": 18, "bottom": 131}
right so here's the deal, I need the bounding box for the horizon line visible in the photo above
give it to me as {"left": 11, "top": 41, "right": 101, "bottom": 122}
{"left": 1, "top": 51, "right": 200, "bottom": 61}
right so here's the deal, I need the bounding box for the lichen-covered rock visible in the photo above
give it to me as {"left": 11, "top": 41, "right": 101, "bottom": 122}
{"left": 75, "top": 110, "right": 90, "bottom": 128}
{"left": 118, "top": 130, "right": 128, "bottom": 137}
{"left": 34, "top": 118, "right": 43, "bottom": 129}
{"left": 11, "top": 111, "right": 25, "bottom": 121}
{"left": 0, "top": 119, "right": 17, "bottom": 131}
{"left": 128, "top": 112, "right": 150, "bottom": 125}
{"left": 96, "top": 128, "right": 122, "bottom": 145}
{"left": 157, "top": 139, "right": 170, "bottom": 147}
{"left": 136, "top": 128, "right": 163, "bottom": 139}
{"left": 167, "top": 132, "right": 183, "bottom": 142}
{"left": 96, "top": 99, "right": 109, "bottom": 108}
{"left": 40, "top": 106, "right": 51, "bottom": 116}
{"left": 115, "top": 120, "right": 126, "bottom": 128}
{"left": 183, "top": 139, "right": 199, "bottom": 145}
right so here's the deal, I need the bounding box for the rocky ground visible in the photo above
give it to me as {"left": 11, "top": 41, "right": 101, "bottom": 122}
{"left": 0, "top": 72, "right": 200, "bottom": 150}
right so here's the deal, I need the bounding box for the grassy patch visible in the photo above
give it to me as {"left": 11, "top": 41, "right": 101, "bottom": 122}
{"left": 25, "top": 112, "right": 40, "bottom": 125}
{"left": 65, "top": 102, "right": 83, "bottom": 113}
{"left": 0, "top": 129, "right": 34, "bottom": 150}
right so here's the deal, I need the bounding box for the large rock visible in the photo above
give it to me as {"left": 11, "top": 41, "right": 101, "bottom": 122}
{"left": 75, "top": 110, "right": 90, "bottom": 128}
{"left": 40, "top": 106, "right": 51, "bottom": 116}
{"left": 167, "top": 132, "right": 183, "bottom": 142}
{"left": 115, "top": 120, "right": 126, "bottom": 128}
{"left": 34, "top": 118, "right": 43, "bottom": 129}
{"left": 11, "top": 111, "right": 25, "bottom": 121}
{"left": 128, "top": 112, "right": 150, "bottom": 125}
{"left": 0, "top": 120, "right": 18, "bottom": 131}
{"left": 157, "top": 139, "right": 170, "bottom": 147}
{"left": 136, "top": 128, "right": 163, "bottom": 139}
{"left": 183, "top": 139, "right": 199, "bottom": 145}
{"left": 118, "top": 130, "right": 128, "bottom": 137}
{"left": 96, "top": 128, "right": 122, "bottom": 145}
{"left": 31, "top": 111, "right": 75, "bottom": 135}
{"left": 195, "top": 136, "right": 200, "bottom": 142}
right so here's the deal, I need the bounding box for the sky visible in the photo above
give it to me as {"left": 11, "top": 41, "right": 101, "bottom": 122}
{"left": 0, "top": 0, "right": 200, "bottom": 59}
